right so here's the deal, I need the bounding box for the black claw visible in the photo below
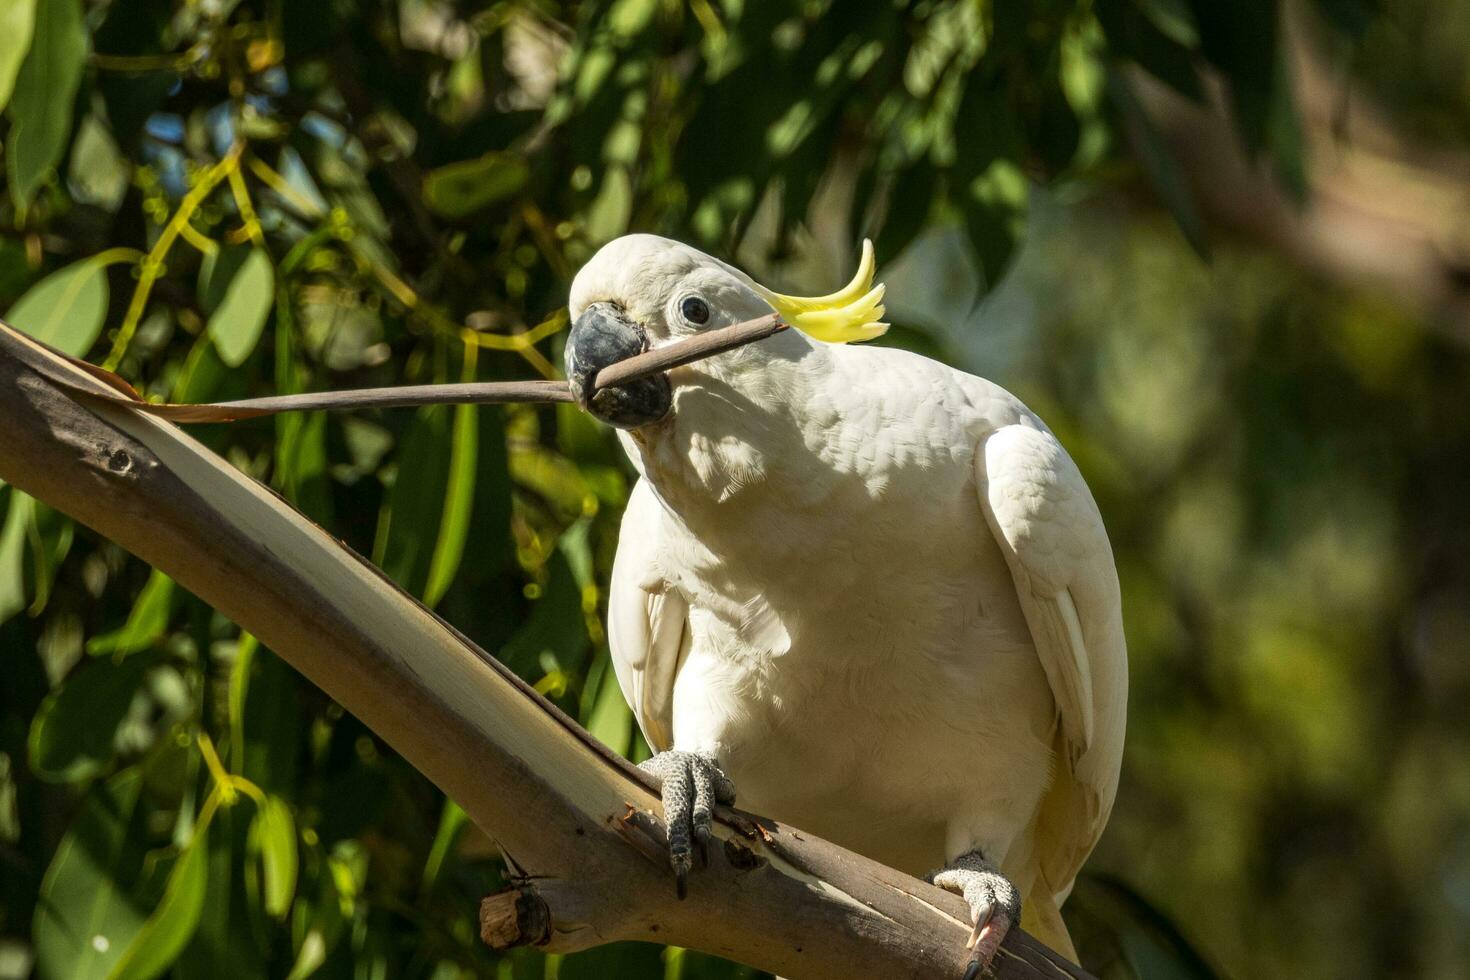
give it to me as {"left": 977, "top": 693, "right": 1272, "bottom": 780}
{"left": 674, "top": 867, "right": 688, "bottom": 900}
{"left": 962, "top": 958, "right": 982, "bottom": 980}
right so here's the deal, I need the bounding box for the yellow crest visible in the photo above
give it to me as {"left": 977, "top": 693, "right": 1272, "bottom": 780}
{"left": 751, "top": 240, "right": 888, "bottom": 344}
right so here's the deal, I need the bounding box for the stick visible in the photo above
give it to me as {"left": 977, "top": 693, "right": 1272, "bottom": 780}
{"left": 24, "top": 313, "right": 787, "bottom": 423}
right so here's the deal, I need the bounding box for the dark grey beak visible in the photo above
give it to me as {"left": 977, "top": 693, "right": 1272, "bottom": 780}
{"left": 564, "top": 302, "right": 672, "bottom": 430}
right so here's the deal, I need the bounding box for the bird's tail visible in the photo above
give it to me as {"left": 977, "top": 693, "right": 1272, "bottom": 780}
{"left": 1021, "top": 876, "right": 1078, "bottom": 964}
{"left": 1009, "top": 831, "right": 1080, "bottom": 964}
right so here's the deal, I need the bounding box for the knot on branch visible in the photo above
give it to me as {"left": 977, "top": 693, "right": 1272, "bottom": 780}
{"left": 480, "top": 885, "right": 552, "bottom": 950}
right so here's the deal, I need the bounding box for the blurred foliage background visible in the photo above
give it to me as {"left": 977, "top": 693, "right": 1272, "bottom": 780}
{"left": 1, "top": 0, "right": 1469, "bottom": 978}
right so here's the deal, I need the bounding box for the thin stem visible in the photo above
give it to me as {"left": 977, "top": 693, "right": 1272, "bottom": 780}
{"left": 102, "top": 143, "right": 245, "bottom": 370}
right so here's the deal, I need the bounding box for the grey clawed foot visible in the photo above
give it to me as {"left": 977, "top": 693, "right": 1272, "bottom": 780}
{"left": 638, "top": 750, "right": 736, "bottom": 899}
{"left": 929, "top": 850, "right": 1021, "bottom": 979}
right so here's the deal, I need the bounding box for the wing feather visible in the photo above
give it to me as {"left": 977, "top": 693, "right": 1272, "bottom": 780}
{"left": 607, "top": 479, "right": 689, "bottom": 753}
{"left": 976, "top": 423, "right": 1128, "bottom": 902}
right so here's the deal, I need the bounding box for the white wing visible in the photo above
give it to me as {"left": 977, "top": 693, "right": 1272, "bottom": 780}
{"left": 606, "top": 478, "right": 690, "bottom": 754}
{"left": 976, "top": 423, "right": 1128, "bottom": 902}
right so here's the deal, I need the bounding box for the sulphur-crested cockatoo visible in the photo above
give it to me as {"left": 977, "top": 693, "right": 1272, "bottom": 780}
{"left": 563, "top": 235, "right": 1126, "bottom": 970}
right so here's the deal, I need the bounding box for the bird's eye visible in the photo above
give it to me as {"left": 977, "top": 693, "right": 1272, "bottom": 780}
{"left": 680, "top": 296, "right": 710, "bottom": 325}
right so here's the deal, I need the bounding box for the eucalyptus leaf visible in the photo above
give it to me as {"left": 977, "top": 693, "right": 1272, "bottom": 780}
{"left": 6, "top": 0, "right": 87, "bottom": 214}
{"left": 0, "top": 489, "right": 31, "bottom": 624}
{"left": 247, "top": 796, "right": 297, "bottom": 920}
{"left": 87, "top": 570, "right": 174, "bottom": 658}
{"left": 206, "top": 247, "right": 274, "bottom": 367}
{"left": 0, "top": 0, "right": 37, "bottom": 112}
{"left": 423, "top": 402, "right": 477, "bottom": 608}
{"left": 107, "top": 820, "right": 210, "bottom": 980}
{"left": 375, "top": 406, "right": 452, "bottom": 597}
{"left": 581, "top": 652, "right": 633, "bottom": 757}
{"left": 32, "top": 770, "right": 148, "bottom": 980}
{"left": 5, "top": 256, "right": 110, "bottom": 357}
{"left": 28, "top": 651, "right": 155, "bottom": 782}
{"left": 422, "top": 151, "right": 529, "bottom": 219}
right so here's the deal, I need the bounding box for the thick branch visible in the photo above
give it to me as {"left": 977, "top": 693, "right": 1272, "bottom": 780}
{"left": 0, "top": 319, "right": 1089, "bottom": 980}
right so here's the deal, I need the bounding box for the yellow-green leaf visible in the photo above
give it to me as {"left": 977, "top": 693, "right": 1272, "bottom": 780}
{"left": 6, "top": 0, "right": 86, "bottom": 214}
{"left": 206, "top": 248, "right": 274, "bottom": 367}
{"left": 6, "top": 256, "right": 110, "bottom": 357}
{"left": 0, "top": 0, "right": 37, "bottom": 112}
{"left": 108, "top": 822, "right": 210, "bottom": 980}
{"left": 422, "top": 151, "right": 529, "bottom": 219}
{"left": 0, "top": 489, "right": 31, "bottom": 623}
{"left": 248, "top": 795, "right": 297, "bottom": 919}
{"left": 87, "top": 569, "right": 174, "bottom": 657}
{"left": 32, "top": 770, "right": 148, "bottom": 980}
{"left": 583, "top": 653, "right": 634, "bottom": 757}
{"left": 423, "top": 401, "right": 477, "bottom": 608}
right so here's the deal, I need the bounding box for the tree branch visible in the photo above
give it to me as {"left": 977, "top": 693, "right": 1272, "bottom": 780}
{"left": 1127, "top": 16, "right": 1470, "bottom": 338}
{"left": 0, "top": 319, "right": 1091, "bottom": 980}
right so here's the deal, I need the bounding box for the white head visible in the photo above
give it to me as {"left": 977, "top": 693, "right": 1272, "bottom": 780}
{"left": 563, "top": 234, "right": 886, "bottom": 430}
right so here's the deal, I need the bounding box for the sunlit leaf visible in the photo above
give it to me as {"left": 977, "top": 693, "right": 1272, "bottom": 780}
{"left": 423, "top": 402, "right": 477, "bottom": 608}
{"left": 248, "top": 795, "right": 297, "bottom": 919}
{"left": 581, "top": 652, "right": 633, "bottom": 757}
{"left": 420, "top": 799, "right": 468, "bottom": 894}
{"left": 0, "top": 489, "right": 31, "bottom": 624}
{"left": 5, "top": 255, "right": 110, "bottom": 357}
{"left": 206, "top": 247, "right": 274, "bottom": 367}
{"left": 68, "top": 114, "right": 130, "bottom": 210}
{"left": 28, "top": 652, "right": 155, "bottom": 782}
{"left": 33, "top": 770, "right": 148, "bottom": 980}
{"left": 87, "top": 569, "right": 174, "bottom": 657}
{"left": 283, "top": 929, "right": 327, "bottom": 980}
{"left": 108, "top": 819, "right": 211, "bottom": 980}
{"left": 6, "top": 0, "right": 87, "bottom": 214}
{"left": 0, "top": 0, "right": 37, "bottom": 113}
{"left": 423, "top": 151, "right": 529, "bottom": 218}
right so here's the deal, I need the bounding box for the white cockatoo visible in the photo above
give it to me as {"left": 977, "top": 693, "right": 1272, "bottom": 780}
{"left": 562, "top": 235, "right": 1127, "bottom": 971}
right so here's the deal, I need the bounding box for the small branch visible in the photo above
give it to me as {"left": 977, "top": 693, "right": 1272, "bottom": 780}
{"left": 38, "top": 314, "right": 788, "bottom": 422}
{"left": 0, "top": 319, "right": 1091, "bottom": 980}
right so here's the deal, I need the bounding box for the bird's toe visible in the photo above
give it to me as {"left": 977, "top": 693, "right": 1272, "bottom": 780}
{"left": 638, "top": 750, "right": 735, "bottom": 899}
{"left": 930, "top": 850, "right": 1021, "bottom": 978}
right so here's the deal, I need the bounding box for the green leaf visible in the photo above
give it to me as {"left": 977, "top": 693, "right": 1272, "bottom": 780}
{"left": 240, "top": 646, "right": 299, "bottom": 795}
{"left": 0, "top": 0, "right": 37, "bottom": 113}
{"left": 28, "top": 651, "right": 155, "bottom": 782}
{"left": 423, "top": 401, "right": 477, "bottom": 608}
{"left": 206, "top": 248, "right": 274, "bottom": 367}
{"left": 5, "top": 255, "right": 110, "bottom": 357}
{"left": 1107, "top": 70, "right": 1211, "bottom": 260}
{"left": 247, "top": 795, "right": 297, "bottom": 919}
{"left": 108, "top": 819, "right": 210, "bottom": 980}
{"left": 375, "top": 406, "right": 452, "bottom": 596}
{"left": 581, "top": 652, "right": 633, "bottom": 757}
{"left": 87, "top": 570, "right": 174, "bottom": 657}
{"left": 420, "top": 799, "right": 468, "bottom": 894}
{"left": 6, "top": 0, "right": 87, "bottom": 214}
{"left": 499, "top": 552, "right": 590, "bottom": 682}
{"left": 33, "top": 770, "right": 149, "bottom": 980}
{"left": 0, "top": 489, "right": 32, "bottom": 624}
{"left": 422, "top": 151, "right": 529, "bottom": 218}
